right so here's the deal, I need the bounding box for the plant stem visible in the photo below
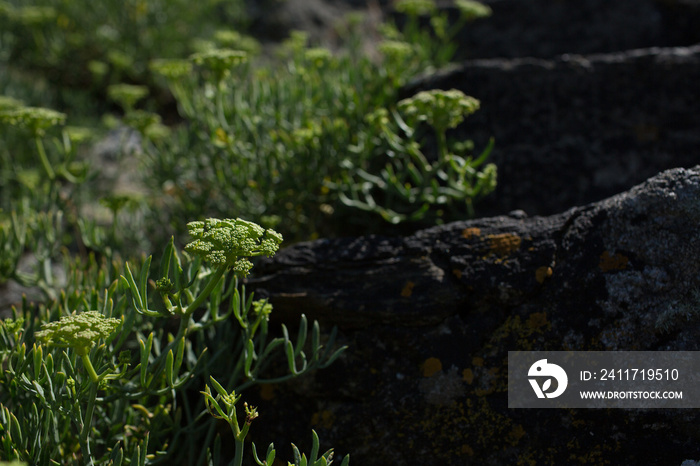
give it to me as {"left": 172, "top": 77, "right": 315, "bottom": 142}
{"left": 232, "top": 437, "right": 245, "bottom": 466}
{"left": 185, "top": 265, "right": 226, "bottom": 316}
{"left": 435, "top": 128, "right": 448, "bottom": 166}
{"left": 80, "top": 352, "right": 100, "bottom": 384}
{"left": 79, "top": 382, "right": 98, "bottom": 465}
{"left": 35, "top": 136, "right": 56, "bottom": 180}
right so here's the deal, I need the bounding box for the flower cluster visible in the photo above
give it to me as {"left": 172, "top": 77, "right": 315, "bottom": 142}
{"left": 304, "top": 47, "right": 333, "bottom": 68}
{"left": 190, "top": 49, "right": 248, "bottom": 82}
{"left": 184, "top": 218, "right": 283, "bottom": 275}
{"left": 150, "top": 58, "right": 193, "bottom": 80}
{"left": 107, "top": 84, "right": 149, "bottom": 111}
{"left": 0, "top": 96, "right": 24, "bottom": 111}
{"left": 456, "top": 0, "right": 493, "bottom": 20}
{"left": 35, "top": 311, "right": 121, "bottom": 356}
{"left": 378, "top": 40, "right": 414, "bottom": 63}
{"left": 395, "top": 0, "right": 436, "bottom": 16}
{"left": 398, "top": 89, "right": 480, "bottom": 132}
{"left": 213, "top": 30, "right": 261, "bottom": 55}
{"left": 11, "top": 5, "right": 57, "bottom": 26}
{"left": 0, "top": 106, "right": 66, "bottom": 136}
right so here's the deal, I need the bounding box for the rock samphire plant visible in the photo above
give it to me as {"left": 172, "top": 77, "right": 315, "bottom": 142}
{"left": 140, "top": 0, "right": 495, "bottom": 242}
{"left": 0, "top": 217, "right": 348, "bottom": 465}
{"left": 333, "top": 88, "right": 496, "bottom": 223}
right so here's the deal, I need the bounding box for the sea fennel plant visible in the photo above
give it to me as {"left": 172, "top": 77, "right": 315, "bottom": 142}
{"left": 136, "top": 3, "right": 495, "bottom": 242}
{"left": 333, "top": 88, "right": 496, "bottom": 224}
{"left": 0, "top": 217, "right": 347, "bottom": 465}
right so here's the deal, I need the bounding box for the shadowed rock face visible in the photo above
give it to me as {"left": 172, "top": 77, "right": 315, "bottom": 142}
{"left": 246, "top": 167, "right": 700, "bottom": 465}
{"left": 450, "top": 0, "right": 700, "bottom": 60}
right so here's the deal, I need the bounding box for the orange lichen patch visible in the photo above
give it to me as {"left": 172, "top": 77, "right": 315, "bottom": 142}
{"left": 311, "top": 410, "right": 335, "bottom": 429}
{"left": 422, "top": 357, "right": 443, "bottom": 377}
{"left": 599, "top": 251, "right": 629, "bottom": 271}
{"left": 453, "top": 269, "right": 463, "bottom": 279}
{"left": 487, "top": 233, "right": 522, "bottom": 257}
{"left": 526, "top": 312, "right": 549, "bottom": 331}
{"left": 472, "top": 356, "right": 484, "bottom": 367}
{"left": 535, "top": 266, "right": 553, "bottom": 283}
{"left": 461, "top": 227, "right": 481, "bottom": 239}
{"left": 460, "top": 445, "right": 474, "bottom": 456}
{"left": 401, "top": 281, "right": 416, "bottom": 297}
{"left": 462, "top": 368, "right": 474, "bottom": 384}
{"left": 259, "top": 384, "right": 275, "bottom": 401}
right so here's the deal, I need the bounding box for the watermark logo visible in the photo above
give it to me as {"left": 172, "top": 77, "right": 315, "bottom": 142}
{"left": 528, "top": 358, "right": 568, "bottom": 398}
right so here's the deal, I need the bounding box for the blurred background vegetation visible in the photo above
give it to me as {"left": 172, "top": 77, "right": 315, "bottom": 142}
{"left": 0, "top": 0, "right": 495, "bottom": 268}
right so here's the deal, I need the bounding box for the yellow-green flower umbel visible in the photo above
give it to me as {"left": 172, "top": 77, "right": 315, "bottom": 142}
{"left": 185, "top": 218, "right": 282, "bottom": 277}
{"left": 398, "top": 88, "right": 480, "bottom": 133}
{"left": 36, "top": 311, "right": 121, "bottom": 382}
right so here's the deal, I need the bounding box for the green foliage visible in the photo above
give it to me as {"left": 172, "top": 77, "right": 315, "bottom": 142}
{"left": 142, "top": 32, "right": 391, "bottom": 241}
{"left": 0, "top": 219, "right": 346, "bottom": 465}
{"left": 288, "top": 430, "right": 350, "bottom": 466}
{"left": 0, "top": 0, "right": 249, "bottom": 116}
{"left": 389, "top": 0, "right": 492, "bottom": 70}
{"left": 0, "top": 1, "right": 496, "bottom": 463}
{"left": 140, "top": 2, "right": 495, "bottom": 241}
{"left": 333, "top": 89, "right": 497, "bottom": 223}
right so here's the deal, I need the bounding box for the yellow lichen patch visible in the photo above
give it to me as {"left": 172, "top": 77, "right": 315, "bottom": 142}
{"left": 310, "top": 409, "right": 335, "bottom": 429}
{"left": 453, "top": 269, "right": 463, "bottom": 279}
{"left": 462, "top": 368, "right": 474, "bottom": 384}
{"left": 401, "top": 281, "right": 416, "bottom": 297}
{"left": 259, "top": 384, "right": 275, "bottom": 401}
{"left": 535, "top": 266, "right": 553, "bottom": 283}
{"left": 487, "top": 314, "right": 551, "bottom": 351}
{"left": 599, "top": 251, "right": 629, "bottom": 271}
{"left": 526, "top": 312, "right": 549, "bottom": 331}
{"left": 460, "top": 445, "right": 474, "bottom": 456}
{"left": 422, "top": 357, "right": 443, "bottom": 377}
{"left": 472, "top": 356, "right": 484, "bottom": 367}
{"left": 506, "top": 424, "right": 526, "bottom": 446}
{"left": 487, "top": 233, "right": 522, "bottom": 257}
{"left": 462, "top": 227, "right": 481, "bottom": 239}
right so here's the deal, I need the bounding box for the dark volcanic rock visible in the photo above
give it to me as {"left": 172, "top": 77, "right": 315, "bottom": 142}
{"left": 403, "top": 45, "right": 700, "bottom": 219}
{"left": 246, "top": 166, "right": 700, "bottom": 465}
{"left": 452, "top": 0, "right": 700, "bottom": 60}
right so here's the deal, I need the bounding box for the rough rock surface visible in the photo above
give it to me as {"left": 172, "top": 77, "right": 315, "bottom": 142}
{"left": 451, "top": 0, "right": 700, "bottom": 60}
{"left": 246, "top": 167, "right": 700, "bottom": 465}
